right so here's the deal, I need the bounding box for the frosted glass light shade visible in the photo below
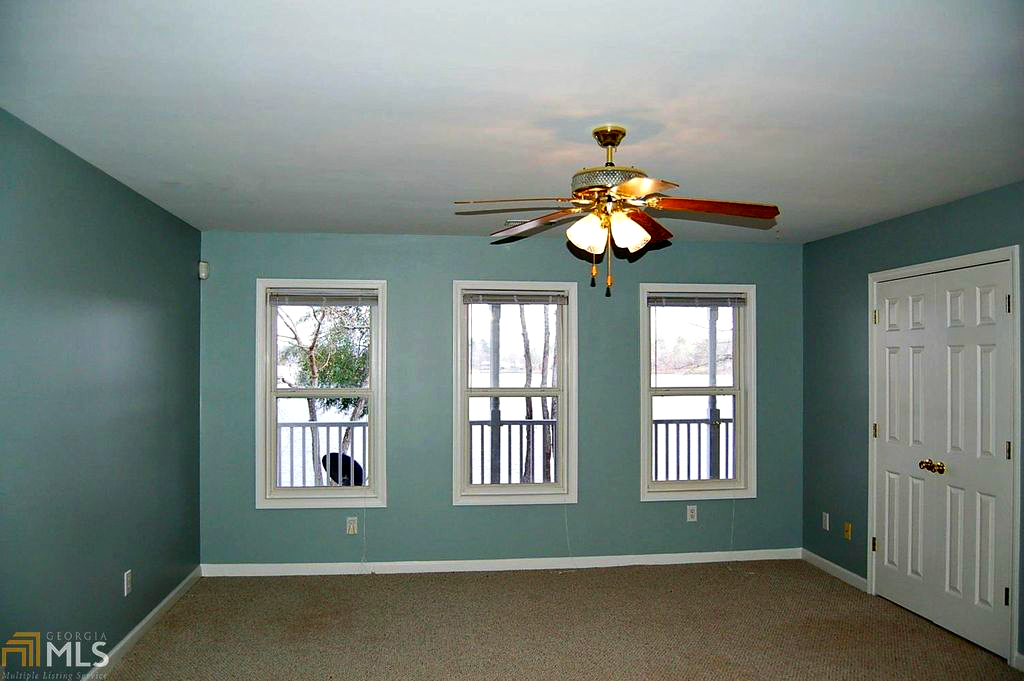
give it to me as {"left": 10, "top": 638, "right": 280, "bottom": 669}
{"left": 610, "top": 211, "right": 651, "bottom": 253}
{"left": 565, "top": 213, "right": 607, "bottom": 254}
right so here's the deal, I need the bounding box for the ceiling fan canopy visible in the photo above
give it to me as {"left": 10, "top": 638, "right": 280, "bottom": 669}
{"left": 454, "top": 124, "right": 780, "bottom": 293}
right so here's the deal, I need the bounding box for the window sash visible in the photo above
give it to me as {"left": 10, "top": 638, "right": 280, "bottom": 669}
{"left": 272, "top": 388, "right": 372, "bottom": 398}
{"left": 271, "top": 303, "right": 376, "bottom": 392}
{"left": 465, "top": 387, "right": 561, "bottom": 398}
{"left": 646, "top": 389, "right": 748, "bottom": 490}
{"left": 649, "top": 302, "right": 743, "bottom": 392}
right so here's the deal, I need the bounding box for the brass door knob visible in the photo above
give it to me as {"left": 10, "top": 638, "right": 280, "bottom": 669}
{"left": 918, "top": 458, "right": 947, "bottom": 474}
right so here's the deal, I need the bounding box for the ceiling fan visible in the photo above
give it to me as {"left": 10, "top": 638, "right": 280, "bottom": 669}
{"left": 454, "top": 125, "right": 780, "bottom": 294}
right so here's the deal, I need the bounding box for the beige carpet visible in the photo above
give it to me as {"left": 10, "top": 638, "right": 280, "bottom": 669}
{"left": 110, "top": 560, "right": 1020, "bottom": 680}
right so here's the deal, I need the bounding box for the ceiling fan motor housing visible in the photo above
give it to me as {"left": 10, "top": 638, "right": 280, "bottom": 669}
{"left": 571, "top": 165, "right": 647, "bottom": 195}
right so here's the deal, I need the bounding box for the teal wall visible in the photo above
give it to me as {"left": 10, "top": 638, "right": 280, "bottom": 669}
{"left": 200, "top": 232, "right": 803, "bottom": 563}
{"left": 0, "top": 110, "right": 201, "bottom": 674}
{"left": 802, "top": 181, "right": 1024, "bottom": 645}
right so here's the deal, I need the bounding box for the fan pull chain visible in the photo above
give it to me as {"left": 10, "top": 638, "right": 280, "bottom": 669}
{"left": 590, "top": 254, "right": 597, "bottom": 287}
{"left": 605, "top": 228, "right": 613, "bottom": 297}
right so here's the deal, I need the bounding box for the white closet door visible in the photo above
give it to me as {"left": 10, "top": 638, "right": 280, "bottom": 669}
{"left": 874, "top": 260, "right": 1013, "bottom": 657}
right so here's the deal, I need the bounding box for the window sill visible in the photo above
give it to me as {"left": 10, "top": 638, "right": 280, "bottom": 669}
{"left": 640, "top": 486, "right": 756, "bottom": 502}
{"left": 453, "top": 487, "right": 577, "bottom": 506}
{"left": 257, "top": 493, "right": 387, "bottom": 509}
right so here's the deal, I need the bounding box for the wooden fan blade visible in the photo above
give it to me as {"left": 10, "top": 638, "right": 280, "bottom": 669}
{"left": 649, "top": 197, "right": 780, "bottom": 223}
{"left": 455, "top": 197, "right": 573, "bottom": 205}
{"left": 626, "top": 210, "right": 673, "bottom": 244}
{"left": 613, "top": 177, "right": 679, "bottom": 199}
{"left": 490, "top": 209, "right": 576, "bottom": 238}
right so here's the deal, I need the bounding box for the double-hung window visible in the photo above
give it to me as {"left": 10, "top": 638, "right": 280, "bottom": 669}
{"left": 452, "top": 281, "right": 578, "bottom": 505}
{"left": 256, "top": 279, "right": 387, "bottom": 508}
{"left": 640, "top": 284, "right": 756, "bottom": 500}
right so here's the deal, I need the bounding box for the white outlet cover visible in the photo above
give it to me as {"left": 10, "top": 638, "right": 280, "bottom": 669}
{"left": 123, "top": 569, "right": 132, "bottom": 596}
{"left": 686, "top": 505, "right": 697, "bottom": 522}
{"left": 822, "top": 512, "right": 830, "bottom": 531}
{"left": 346, "top": 516, "right": 358, "bottom": 535}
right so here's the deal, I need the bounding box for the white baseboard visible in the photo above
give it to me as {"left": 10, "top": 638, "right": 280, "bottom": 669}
{"left": 201, "top": 547, "right": 803, "bottom": 577}
{"left": 83, "top": 565, "right": 201, "bottom": 681}
{"left": 802, "top": 549, "right": 869, "bottom": 592}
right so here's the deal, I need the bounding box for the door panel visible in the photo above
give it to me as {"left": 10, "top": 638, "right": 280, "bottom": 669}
{"left": 873, "top": 260, "right": 1013, "bottom": 658}
{"left": 947, "top": 345, "right": 964, "bottom": 453}
{"left": 907, "top": 475, "right": 924, "bottom": 579}
{"left": 945, "top": 484, "right": 964, "bottom": 597}
{"left": 875, "top": 274, "right": 938, "bottom": 620}
{"left": 929, "top": 262, "right": 1012, "bottom": 654}
{"left": 884, "top": 471, "right": 900, "bottom": 569}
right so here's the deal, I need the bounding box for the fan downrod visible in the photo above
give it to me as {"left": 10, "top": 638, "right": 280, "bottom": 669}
{"left": 593, "top": 125, "right": 626, "bottom": 166}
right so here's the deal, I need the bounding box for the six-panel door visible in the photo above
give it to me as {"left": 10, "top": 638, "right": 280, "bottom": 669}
{"left": 874, "top": 261, "right": 1012, "bottom": 657}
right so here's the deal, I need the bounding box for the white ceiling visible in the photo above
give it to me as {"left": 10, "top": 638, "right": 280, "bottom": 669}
{"left": 2, "top": 1, "right": 1022, "bottom": 243}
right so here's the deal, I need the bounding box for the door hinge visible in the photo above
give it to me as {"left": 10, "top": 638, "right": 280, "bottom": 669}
{"left": 872, "top": 309, "right": 879, "bottom": 325}
{"left": 871, "top": 536, "right": 877, "bottom": 552}
{"left": 872, "top": 423, "right": 879, "bottom": 438}
{"left": 1005, "top": 587, "right": 1010, "bottom": 606}
{"left": 1007, "top": 441, "right": 1013, "bottom": 460}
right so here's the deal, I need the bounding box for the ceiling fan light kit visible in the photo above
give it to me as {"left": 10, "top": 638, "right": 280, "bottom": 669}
{"left": 565, "top": 212, "right": 606, "bottom": 254}
{"left": 610, "top": 211, "right": 650, "bottom": 253}
{"left": 455, "top": 124, "right": 780, "bottom": 296}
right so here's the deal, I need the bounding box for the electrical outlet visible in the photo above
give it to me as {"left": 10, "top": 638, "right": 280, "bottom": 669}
{"left": 686, "top": 505, "right": 698, "bottom": 523}
{"left": 822, "top": 512, "right": 830, "bottom": 531}
{"left": 123, "top": 569, "right": 132, "bottom": 597}
{"left": 346, "top": 516, "right": 358, "bottom": 535}
{"left": 843, "top": 522, "right": 852, "bottom": 541}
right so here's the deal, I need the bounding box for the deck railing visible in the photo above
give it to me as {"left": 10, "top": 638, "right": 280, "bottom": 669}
{"left": 278, "top": 421, "right": 368, "bottom": 487}
{"left": 278, "top": 416, "right": 734, "bottom": 488}
{"left": 651, "top": 418, "right": 735, "bottom": 481}
{"left": 469, "top": 418, "right": 557, "bottom": 484}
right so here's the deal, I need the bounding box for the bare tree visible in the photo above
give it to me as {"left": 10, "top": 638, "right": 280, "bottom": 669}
{"left": 539, "top": 305, "right": 554, "bottom": 481}
{"left": 519, "top": 305, "right": 534, "bottom": 482}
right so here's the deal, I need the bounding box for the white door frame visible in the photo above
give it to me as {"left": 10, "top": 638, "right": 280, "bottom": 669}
{"left": 867, "top": 245, "right": 1021, "bottom": 659}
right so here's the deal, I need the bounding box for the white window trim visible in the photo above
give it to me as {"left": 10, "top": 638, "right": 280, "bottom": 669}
{"left": 639, "top": 283, "right": 757, "bottom": 501}
{"left": 452, "top": 280, "right": 578, "bottom": 506}
{"left": 255, "top": 278, "right": 387, "bottom": 509}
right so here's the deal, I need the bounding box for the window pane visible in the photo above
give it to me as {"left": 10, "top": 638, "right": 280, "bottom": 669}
{"left": 468, "top": 396, "right": 558, "bottom": 484}
{"left": 276, "top": 397, "right": 369, "bottom": 488}
{"left": 468, "top": 303, "right": 558, "bottom": 388}
{"left": 276, "top": 304, "right": 371, "bottom": 389}
{"left": 650, "top": 305, "right": 734, "bottom": 388}
{"left": 651, "top": 395, "right": 735, "bottom": 482}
